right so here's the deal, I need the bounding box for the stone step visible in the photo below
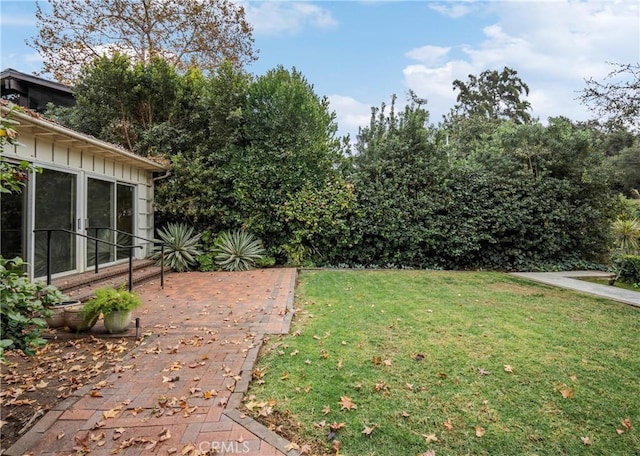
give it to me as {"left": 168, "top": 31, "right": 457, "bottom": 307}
{"left": 52, "top": 259, "right": 168, "bottom": 302}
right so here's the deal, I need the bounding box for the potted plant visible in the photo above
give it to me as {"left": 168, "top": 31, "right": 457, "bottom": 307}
{"left": 64, "top": 304, "right": 99, "bottom": 332}
{"left": 83, "top": 286, "right": 141, "bottom": 334}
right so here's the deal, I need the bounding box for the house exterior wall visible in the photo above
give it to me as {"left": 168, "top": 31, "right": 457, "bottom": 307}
{"left": 1, "top": 115, "right": 163, "bottom": 279}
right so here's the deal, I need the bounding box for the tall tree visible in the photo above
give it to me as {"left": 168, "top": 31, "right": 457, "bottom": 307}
{"left": 452, "top": 66, "right": 532, "bottom": 124}
{"left": 48, "top": 53, "right": 183, "bottom": 153}
{"left": 30, "top": 0, "right": 256, "bottom": 84}
{"left": 579, "top": 62, "right": 640, "bottom": 132}
{"left": 230, "top": 66, "right": 345, "bottom": 253}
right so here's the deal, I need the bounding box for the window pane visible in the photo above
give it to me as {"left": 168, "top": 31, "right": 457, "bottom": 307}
{"left": 87, "top": 178, "right": 114, "bottom": 266}
{"left": 34, "top": 169, "right": 76, "bottom": 277}
{"left": 116, "top": 184, "right": 134, "bottom": 260}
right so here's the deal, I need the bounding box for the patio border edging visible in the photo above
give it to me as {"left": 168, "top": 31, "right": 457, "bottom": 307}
{"left": 223, "top": 268, "right": 300, "bottom": 456}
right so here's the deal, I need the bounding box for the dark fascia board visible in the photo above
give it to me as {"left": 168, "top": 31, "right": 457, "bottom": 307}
{"left": 1, "top": 68, "right": 74, "bottom": 95}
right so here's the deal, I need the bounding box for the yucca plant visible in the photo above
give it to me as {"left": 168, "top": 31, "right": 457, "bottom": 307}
{"left": 153, "top": 223, "right": 203, "bottom": 272}
{"left": 612, "top": 217, "right": 640, "bottom": 254}
{"left": 213, "top": 230, "right": 266, "bottom": 271}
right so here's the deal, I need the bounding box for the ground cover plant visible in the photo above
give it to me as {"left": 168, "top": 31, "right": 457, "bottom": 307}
{"left": 246, "top": 270, "right": 639, "bottom": 455}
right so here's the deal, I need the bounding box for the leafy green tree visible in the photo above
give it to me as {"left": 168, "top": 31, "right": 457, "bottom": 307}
{"left": 30, "top": 0, "right": 255, "bottom": 84}
{"left": 153, "top": 62, "right": 251, "bottom": 228}
{"left": 452, "top": 66, "right": 532, "bottom": 124}
{"left": 228, "top": 66, "right": 345, "bottom": 255}
{"left": 579, "top": 62, "right": 640, "bottom": 133}
{"left": 347, "top": 94, "right": 448, "bottom": 267}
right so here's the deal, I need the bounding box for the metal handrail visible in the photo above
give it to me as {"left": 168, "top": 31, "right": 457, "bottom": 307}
{"left": 33, "top": 228, "right": 142, "bottom": 291}
{"left": 89, "top": 226, "right": 165, "bottom": 288}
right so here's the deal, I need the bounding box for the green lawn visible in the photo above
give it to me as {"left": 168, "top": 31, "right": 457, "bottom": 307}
{"left": 246, "top": 270, "right": 639, "bottom": 456}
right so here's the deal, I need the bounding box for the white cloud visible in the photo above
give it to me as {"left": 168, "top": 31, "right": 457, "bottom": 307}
{"left": 405, "top": 45, "right": 451, "bottom": 65}
{"left": 404, "top": 0, "right": 640, "bottom": 124}
{"left": 429, "top": 3, "right": 473, "bottom": 19}
{"left": 328, "top": 94, "right": 373, "bottom": 138}
{"left": 243, "top": 1, "right": 338, "bottom": 36}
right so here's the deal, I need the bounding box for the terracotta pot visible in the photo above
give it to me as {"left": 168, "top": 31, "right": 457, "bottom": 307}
{"left": 64, "top": 305, "right": 99, "bottom": 332}
{"left": 46, "top": 301, "right": 81, "bottom": 328}
{"left": 103, "top": 310, "right": 133, "bottom": 334}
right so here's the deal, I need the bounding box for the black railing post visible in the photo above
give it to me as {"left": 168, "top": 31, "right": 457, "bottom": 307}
{"left": 46, "top": 230, "right": 52, "bottom": 285}
{"left": 94, "top": 227, "right": 99, "bottom": 274}
{"left": 128, "top": 248, "right": 134, "bottom": 292}
{"left": 160, "top": 244, "right": 165, "bottom": 289}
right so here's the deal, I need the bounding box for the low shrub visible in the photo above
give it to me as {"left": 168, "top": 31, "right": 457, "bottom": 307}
{"left": 613, "top": 254, "right": 640, "bottom": 285}
{"left": 0, "top": 256, "right": 65, "bottom": 358}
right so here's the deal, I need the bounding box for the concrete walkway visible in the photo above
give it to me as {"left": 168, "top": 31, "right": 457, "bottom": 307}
{"left": 6, "top": 268, "right": 300, "bottom": 456}
{"left": 512, "top": 271, "right": 640, "bottom": 307}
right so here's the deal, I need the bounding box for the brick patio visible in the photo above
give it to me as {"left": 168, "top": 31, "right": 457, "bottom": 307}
{"left": 6, "top": 268, "right": 300, "bottom": 456}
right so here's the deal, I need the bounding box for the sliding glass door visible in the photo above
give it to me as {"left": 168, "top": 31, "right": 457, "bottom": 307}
{"left": 34, "top": 169, "right": 77, "bottom": 277}
{"left": 87, "top": 178, "right": 115, "bottom": 266}
{"left": 86, "top": 178, "right": 135, "bottom": 266}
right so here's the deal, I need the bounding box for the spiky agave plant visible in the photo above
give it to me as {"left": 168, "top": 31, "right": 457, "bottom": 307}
{"left": 153, "top": 223, "right": 203, "bottom": 272}
{"left": 213, "top": 230, "right": 266, "bottom": 271}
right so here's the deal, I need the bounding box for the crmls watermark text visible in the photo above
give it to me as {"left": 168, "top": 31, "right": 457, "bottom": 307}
{"left": 198, "top": 441, "right": 251, "bottom": 453}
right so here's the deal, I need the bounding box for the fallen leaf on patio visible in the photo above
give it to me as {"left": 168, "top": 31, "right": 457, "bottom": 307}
{"left": 362, "top": 425, "right": 376, "bottom": 436}
{"left": 286, "top": 442, "right": 300, "bottom": 451}
{"left": 203, "top": 390, "right": 217, "bottom": 399}
{"left": 167, "top": 448, "right": 177, "bottom": 454}
{"left": 322, "top": 405, "right": 331, "bottom": 415}
{"left": 475, "top": 425, "right": 486, "bottom": 437}
{"left": 90, "top": 390, "right": 103, "bottom": 397}
{"left": 36, "top": 380, "right": 48, "bottom": 388}
{"left": 423, "top": 433, "right": 438, "bottom": 443}
{"left": 162, "top": 375, "right": 180, "bottom": 383}
{"left": 57, "top": 432, "right": 65, "bottom": 440}
{"left": 113, "top": 427, "right": 125, "bottom": 440}
{"left": 581, "top": 436, "right": 592, "bottom": 445}
{"left": 92, "top": 420, "right": 106, "bottom": 429}
{"left": 159, "top": 428, "right": 171, "bottom": 441}
{"left": 103, "top": 408, "right": 120, "bottom": 419}
{"left": 90, "top": 432, "right": 105, "bottom": 441}
{"left": 504, "top": 365, "right": 513, "bottom": 373}
{"left": 181, "top": 443, "right": 196, "bottom": 455}
{"left": 338, "top": 396, "right": 357, "bottom": 411}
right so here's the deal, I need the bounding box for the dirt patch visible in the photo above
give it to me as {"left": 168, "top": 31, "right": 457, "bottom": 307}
{"left": 0, "top": 334, "right": 133, "bottom": 450}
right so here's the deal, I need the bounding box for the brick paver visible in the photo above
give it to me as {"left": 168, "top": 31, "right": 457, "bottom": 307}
{"left": 6, "top": 268, "right": 299, "bottom": 456}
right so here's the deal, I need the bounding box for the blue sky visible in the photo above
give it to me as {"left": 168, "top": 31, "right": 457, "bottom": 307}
{"left": 1, "top": 1, "right": 639, "bottom": 138}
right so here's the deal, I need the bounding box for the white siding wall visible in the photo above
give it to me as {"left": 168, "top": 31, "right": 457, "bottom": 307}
{"left": 2, "top": 128, "right": 157, "bottom": 261}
